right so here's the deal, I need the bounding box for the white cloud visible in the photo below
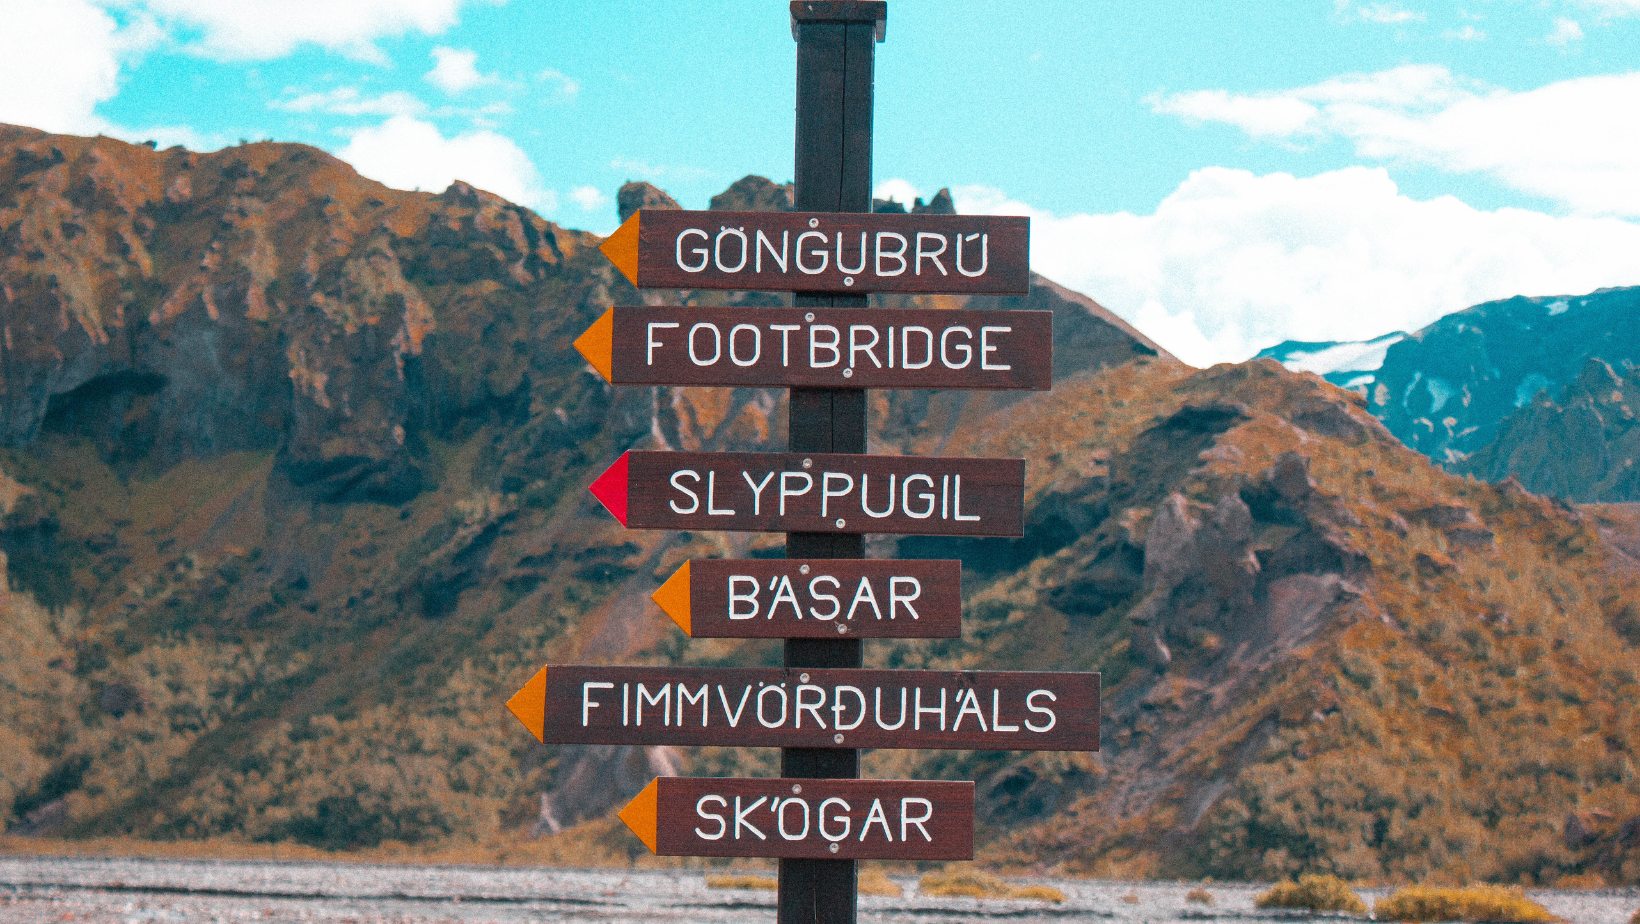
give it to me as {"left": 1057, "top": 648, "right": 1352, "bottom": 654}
{"left": 1547, "top": 17, "right": 1585, "bottom": 44}
{"left": 271, "top": 87, "right": 426, "bottom": 116}
{"left": 338, "top": 115, "right": 554, "bottom": 213}
{"left": 1151, "top": 66, "right": 1640, "bottom": 217}
{"left": 949, "top": 167, "right": 1640, "bottom": 367}
{"left": 608, "top": 155, "right": 709, "bottom": 182}
{"left": 568, "top": 185, "right": 607, "bottom": 212}
{"left": 1443, "top": 25, "right": 1485, "bottom": 41}
{"left": 1578, "top": 0, "right": 1640, "bottom": 17}
{"left": 426, "top": 46, "right": 496, "bottom": 94}
{"left": 128, "top": 0, "right": 497, "bottom": 61}
{"left": 0, "top": 0, "right": 121, "bottom": 134}
{"left": 1356, "top": 3, "right": 1424, "bottom": 24}
{"left": 872, "top": 178, "right": 923, "bottom": 207}
{"left": 537, "top": 68, "right": 579, "bottom": 99}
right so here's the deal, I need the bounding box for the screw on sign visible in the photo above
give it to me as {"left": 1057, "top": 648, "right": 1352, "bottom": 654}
{"left": 650, "top": 558, "right": 962, "bottom": 639}
{"left": 573, "top": 305, "right": 1052, "bottom": 390}
{"left": 617, "top": 777, "right": 974, "bottom": 860}
{"left": 598, "top": 210, "right": 1029, "bottom": 295}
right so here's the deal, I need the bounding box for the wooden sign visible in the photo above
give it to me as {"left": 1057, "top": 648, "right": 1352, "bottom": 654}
{"left": 574, "top": 306, "right": 1051, "bottom": 390}
{"left": 599, "top": 209, "right": 1029, "bottom": 295}
{"left": 588, "top": 451, "right": 1024, "bottom": 537}
{"left": 652, "top": 559, "right": 962, "bottom": 639}
{"left": 505, "top": 666, "right": 1100, "bottom": 751}
{"left": 618, "top": 777, "right": 973, "bottom": 860}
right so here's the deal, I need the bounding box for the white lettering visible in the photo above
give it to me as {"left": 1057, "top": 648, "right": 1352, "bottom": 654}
{"left": 735, "top": 796, "right": 767, "bottom": 840}
{"left": 836, "top": 231, "right": 867, "bottom": 275}
{"left": 796, "top": 230, "right": 828, "bottom": 274}
{"left": 689, "top": 323, "right": 721, "bottom": 366}
{"left": 675, "top": 229, "right": 708, "bottom": 272}
{"left": 808, "top": 575, "right": 841, "bottom": 620}
{"left": 846, "top": 576, "right": 882, "bottom": 621}
{"left": 901, "top": 326, "right": 933, "bottom": 369}
{"left": 956, "top": 232, "right": 987, "bottom": 277}
{"left": 646, "top": 322, "right": 678, "bottom": 365}
{"left": 900, "top": 798, "right": 934, "bottom": 842}
{"left": 980, "top": 326, "right": 1011, "bottom": 370}
{"left": 757, "top": 684, "right": 788, "bottom": 727}
{"left": 756, "top": 229, "right": 788, "bottom": 273}
{"left": 778, "top": 798, "right": 811, "bottom": 840}
{"left": 915, "top": 232, "right": 948, "bottom": 276}
{"left": 729, "top": 576, "right": 759, "bottom": 619}
{"left": 809, "top": 325, "right": 841, "bottom": 368}
{"left": 818, "top": 798, "right": 851, "bottom": 842}
{"left": 941, "top": 326, "right": 973, "bottom": 369}
{"left": 729, "top": 323, "right": 761, "bottom": 367}
{"left": 779, "top": 471, "right": 813, "bottom": 514}
{"left": 992, "top": 688, "right": 1020, "bottom": 732}
{"left": 833, "top": 685, "right": 866, "bottom": 731}
{"left": 582, "top": 681, "right": 613, "bottom": 726}
{"left": 902, "top": 474, "right": 935, "bottom": 519}
{"left": 821, "top": 472, "right": 853, "bottom": 517}
{"left": 875, "top": 232, "right": 908, "bottom": 276}
{"left": 669, "top": 470, "right": 700, "bottom": 514}
{"left": 914, "top": 687, "right": 946, "bottom": 731}
{"left": 860, "top": 799, "right": 893, "bottom": 841}
{"left": 714, "top": 227, "right": 748, "bottom": 272}
{"left": 695, "top": 795, "right": 727, "bottom": 840}
{"left": 795, "top": 684, "right": 828, "bottom": 728}
{"left": 1025, "top": 689, "right": 1057, "bottom": 732}
{"left": 889, "top": 577, "right": 921, "bottom": 619}
{"left": 849, "top": 325, "right": 882, "bottom": 369}
{"left": 743, "top": 470, "right": 774, "bottom": 515}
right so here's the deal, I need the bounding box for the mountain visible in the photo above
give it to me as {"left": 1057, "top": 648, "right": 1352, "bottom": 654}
{"left": 2, "top": 125, "right": 1639, "bottom": 885}
{"left": 1368, "top": 287, "right": 1640, "bottom": 465}
{"left": 1255, "top": 333, "right": 1405, "bottom": 393}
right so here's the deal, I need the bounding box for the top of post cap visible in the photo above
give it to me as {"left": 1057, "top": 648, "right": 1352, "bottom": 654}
{"left": 791, "top": 2, "right": 886, "bottom": 41}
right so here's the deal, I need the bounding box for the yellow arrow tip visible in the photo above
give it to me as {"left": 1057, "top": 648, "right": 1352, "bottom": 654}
{"left": 574, "top": 307, "right": 615, "bottom": 382}
{"left": 651, "top": 560, "right": 692, "bottom": 636}
{"left": 599, "top": 212, "right": 640, "bottom": 286}
{"left": 617, "top": 777, "right": 660, "bottom": 854}
{"left": 505, "top": 666, "right": 548, "bottom": 742}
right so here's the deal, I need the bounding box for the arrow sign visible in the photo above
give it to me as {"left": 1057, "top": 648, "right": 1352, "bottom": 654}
{"left": 599, "top": 209, "right": 1029, "bottom": 295}
{"left": 619, "top": 777, "right": 974, "bottom": 860}
{"left": 653, "top": 559, "right": 961, "bottom": 638}
{"left": 505, "top": 666, "right": 1099, "bottom": 751}
{"left": 589, "top": 451, "right": 1024, "bottom": 537}
{"left": 574, "top": 306, "right": 1051, "bottom": 390}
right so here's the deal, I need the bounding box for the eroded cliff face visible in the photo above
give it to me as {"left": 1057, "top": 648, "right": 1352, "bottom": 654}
{"left": 2, "top": 128, "right": 1637, "bottom": 886}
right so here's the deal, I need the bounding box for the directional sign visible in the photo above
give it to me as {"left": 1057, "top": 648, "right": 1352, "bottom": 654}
{"left": 599, "top": 209, "right": 1029, "bottom": 295}
{"left": 653, "top": 559, "right": 961, "bottom": 639}
{"left": 589, "top": 451, "right": 1024, "bottom": 537}
{"left": 618, "top": 777, "right": 974, "bottom": 860}
{"left": 505, "top": 666, "right": 1099, "bottom": 751}
{"left": 574, "top": 306, "right": 1051, "bottom": 390}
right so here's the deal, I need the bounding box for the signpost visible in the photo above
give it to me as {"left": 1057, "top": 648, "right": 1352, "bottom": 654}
{"left": 598, "top": 210, "right": 1030, "bottom": 295}
{"left": 505, "top": 5, "right": 1098, "bottom": 923}
{"left": 651, "top": 558, "right": 962, "bottom": 638}
{"left": 574, "top": 305, "right": 1052, "bottom": 390}
{"left": 587, "top": 450, "right": 1025, "bottom": 537}
{"left": 617, "top": 777, "right": 974, "bottom": 860}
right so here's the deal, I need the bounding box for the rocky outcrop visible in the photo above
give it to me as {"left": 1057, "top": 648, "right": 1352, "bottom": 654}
{"left": 1459, "top": 358, "right": 1640, "bottom": 502}
{"left": 615, "top": 181, "right": 679, "bottom": 223}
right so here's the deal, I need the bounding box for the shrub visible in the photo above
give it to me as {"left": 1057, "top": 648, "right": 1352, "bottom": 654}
{"left": 1373, "top": 885, "right": 1557, "bottom": 923}
{"left": 918, "top": 869, "right": 1063, "bottom": 901}
{"left": 858, "top": 868, "right": 902, "bottom": 897}
{"left": 705, "top": 873, "right": 776, "bottom": 890}
{"left": 1255, "top": 874, "right": 1367, "bottom": 913}
{"left": 1187, "top": 887, "right": 1214, "bottom": 904}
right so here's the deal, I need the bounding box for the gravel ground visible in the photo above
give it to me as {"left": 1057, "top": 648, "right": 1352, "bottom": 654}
{"left": 1, "top": 855, "right": 1636, "bottom": 923}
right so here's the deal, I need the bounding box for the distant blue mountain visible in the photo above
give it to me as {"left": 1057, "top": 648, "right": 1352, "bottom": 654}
{"left": 1254, "top": 332, "right": 1406, "bottom": 392}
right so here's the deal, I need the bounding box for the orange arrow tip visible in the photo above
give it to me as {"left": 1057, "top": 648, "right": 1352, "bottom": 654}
{"left": 599, "top": 212, "right": 640, "bottom": 286}
{"left": 618, "top": 777, "right": 660, "bottom": 854}
{"left": 575, "top": 307, "right": 614, "bottom": 382}
{"left": 651, "top": 560, "right": 692, "bottom": 636}
{"left": 505, "top": 666, "right": 548, "bottom": 742}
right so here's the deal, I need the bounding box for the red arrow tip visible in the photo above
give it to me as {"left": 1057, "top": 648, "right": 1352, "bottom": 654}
{"left": 589, "top": 451, "right": 630, "bottom": 526}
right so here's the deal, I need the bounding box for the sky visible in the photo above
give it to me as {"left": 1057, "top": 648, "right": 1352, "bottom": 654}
{"left": 3, "top": 0, "right": 1639, "bottom": 366}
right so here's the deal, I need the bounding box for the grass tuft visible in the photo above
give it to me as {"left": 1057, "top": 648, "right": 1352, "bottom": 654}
{"left": 1373, "top": 885, "right": 1558, "bottom": 923}
{"left": 705, "top": 873, "right": 776, "bottom": 891}
{"left": 1186, "top": 887, "right": 1214, "bottom": 905}
{"left": 858, "top": 868, "right": 903, "bottom": 897}
{"left": 1255, "top": 874, "right": 1367, "bottom": 913}
{"left": 918, "top": 869, "right": 1064, "bottom": 902}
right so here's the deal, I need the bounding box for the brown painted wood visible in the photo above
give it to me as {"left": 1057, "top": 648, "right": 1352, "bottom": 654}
{"left": 689, "top": 559, "right": 961, "bottom": 638}
{"left": 653, "top": 778, "right": 971, "bottom": 860}
{"left": 607, "top": 306, "right": 1051, "bottom": 390}
{"left": 529, "top": 666, "right": 1100, "bottom": 751}
{"left": 625, "top": 451, "right": 1024, "bottom": 537}
{"left": 633, "top": 210, "right": 1029, "bottom": 295}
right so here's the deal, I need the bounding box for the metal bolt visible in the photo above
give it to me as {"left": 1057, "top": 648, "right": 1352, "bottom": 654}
{"left": 829, "top": 842, "right": 839, "bottom": 853}
{"left": 804, "top": 312, "right": 815, "bottom": 322}
{"left": 844, "top": 276, "right": 854, "bottom": 286}
{"left": 835, "top": 518, "right": 845, "bottom": 528}
{"left": 802, "top": 458, "right": 812, "bottom": 469}
{"left": 800, "top": 673, "right": 810, "bottom": 682}
{"left": 799, "top": 564, "right": 810, "bottom": 574}
{"left": 837, "top": 624, "right": 848, "bottom": 634}
{"left": 791, "top": 784, "right": 802, "bottom": 795}
{"left": 808, "top": 218, "right": 819, "bottom": 228}
{"left": 833, "top": 733, "right": 845, "bottom": 744}
{"left": 843, "top": 368, "right": 853, "bottom": 378}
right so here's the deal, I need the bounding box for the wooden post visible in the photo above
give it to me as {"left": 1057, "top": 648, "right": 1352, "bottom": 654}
{"left": 783, "top": 3, "right": 884, "bottom": 924}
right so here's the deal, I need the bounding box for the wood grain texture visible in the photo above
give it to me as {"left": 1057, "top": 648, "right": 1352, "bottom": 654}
{"left": 624, "top": 451, "right": 1025, "bottom": 537}
{"left": 632, "top": 210, "right": 1028, "bottom": 295}
{"left": 605, "top": 306, "right": 1051, "bottom": 390}
{"left": 651, "top": 777, "right": 971, "bottom": 860}
{"left": 686, "top": 559, "right": 961, "bottom": 638}
{"left": 529, "top": 666, "right": 1100, "bottom": 751}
